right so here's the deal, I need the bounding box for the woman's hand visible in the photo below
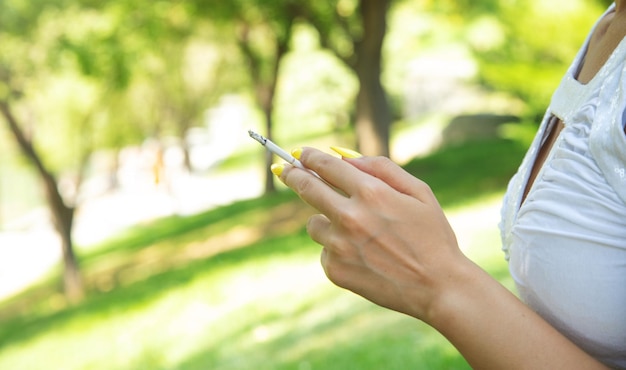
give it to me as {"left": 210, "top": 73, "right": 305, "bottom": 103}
{"left": 273, "top": 147, "right": 609, "bottom": 369}
{"left": 275, "top": 147, "right": 469, "bottom": 322}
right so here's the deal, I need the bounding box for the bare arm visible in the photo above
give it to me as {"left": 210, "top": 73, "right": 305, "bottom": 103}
{"left": 276, "top": 147, "right": 608, "bottom": 370}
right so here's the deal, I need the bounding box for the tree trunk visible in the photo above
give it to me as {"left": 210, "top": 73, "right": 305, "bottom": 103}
{"left": 262, "top": 106, "right": 276, "bottom": 194}
{"left": 181, "top": 142, "right": 193, "bottom": 173}
{"left": 259, "top": 34, "right": 292, "bottom": 195}
{"left": 0, "top": 101, "right": 84, "bottom": 303}
{"left": 44, "top": 173, "right": 83, "bottom": 303}
{"left": 238, "top": 17, "right": 293, "bottom": 194}
{"left": 354, "top": 0, "right": 392, "bottom": 157}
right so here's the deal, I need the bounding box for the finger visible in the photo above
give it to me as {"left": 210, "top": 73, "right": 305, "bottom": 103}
{"left": 298, "top": 147, "right": 372, "bottom": 196}
{"left": 280, "top": 163, "right": 349, "bottom": 217}
{"left": 346, "top": 156, "right": 439, "bottom": 205}
{"left": 306, "top": 214, "right": 331, "bottom": 246}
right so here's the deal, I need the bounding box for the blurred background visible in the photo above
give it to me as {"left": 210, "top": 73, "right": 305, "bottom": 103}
{"left": 0, "top": 0, "right": 613, "bottom": 369}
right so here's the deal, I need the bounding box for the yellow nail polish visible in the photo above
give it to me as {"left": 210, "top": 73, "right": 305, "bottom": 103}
{"left": 270, "top": 163, "right": 285, "bottom": 176}
{"left": 330, "top": 146, "right": 363, "bottom": 159}
{"left": 291, "top": 147, "right": 303, "bottom": 160}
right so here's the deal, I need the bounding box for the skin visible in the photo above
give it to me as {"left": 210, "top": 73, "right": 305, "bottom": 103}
{"left": 278, "top": 151, "right": 607, "bottom": 369}
{"left": 274, "top": 2, "right": 626, "bottom": 368}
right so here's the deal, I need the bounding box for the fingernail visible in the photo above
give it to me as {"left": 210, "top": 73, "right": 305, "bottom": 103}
{"left": 291, "top": 147, "right": 303, "bottom": 160}
{"left": 270, "top": 163, "right": 285, "bottom": 176}
{"left": 330, "top": 146, "right": 362, "bottom": 159}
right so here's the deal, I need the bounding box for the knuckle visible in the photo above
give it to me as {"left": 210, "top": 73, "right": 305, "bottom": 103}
{"left": 371, "top": 155, "right": 393, "bottom": 166}
{"left": 415, "top": 178, "right": 434, "bottom": 195}
{"left": 356, "top": 180, "right": 386, "bottom": 203}
{"left": 322, "top": 255, "right": 348, "bottom": 286}
{"left": 300, "top": 148, "right": 329, "bottom": 169}
{"left": 324, "top": 263, "right": 342, "bottom": 283}
{"left": 371, "top": 155, "right": 395, "bottom": 172}
{"left": 288, "top": 171, "right": 314, "bottom": 195}
{"left": 335, "top": 207, "right": 361, "bottom": 231}
{"left": 326, "top": 230, "right": 354, "bottom": 254}
{"left": 336, "top": 207, "right": 367, "bottom": 237}
{"left": 312, "top": 153, "right": 334, "bottom": 171}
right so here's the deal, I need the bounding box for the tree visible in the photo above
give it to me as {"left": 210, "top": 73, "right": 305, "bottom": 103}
{"left": 189, "top": 0, "right": 392, "bottom": 196}
{"left": 0, "top": 102, "right": 84, "bottom": 302}
{"left": 191, "top": 0, "right": 302, "bottom": 193}
{"left": 300, "top": 0, "right": 393, "bottom": 156}
{"left": 0, "top": 0, "right": 196, "bottom": 302}
{"left": 0, "top": 1, "right": 89, "bottom": 303}
{"left": 236, "top": 10, "right": 296, "bottom": 193}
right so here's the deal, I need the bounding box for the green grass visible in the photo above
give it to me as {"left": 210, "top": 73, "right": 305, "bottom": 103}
{"left": 0, "top": 136, "right": 525, "bottom": 370}
{"left": 404, "top": 137, "right": 527, "bottom": 207}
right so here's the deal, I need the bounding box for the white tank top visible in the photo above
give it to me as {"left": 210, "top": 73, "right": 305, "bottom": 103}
{"left": 499, "top": 4, "right": 626, "bottom": 368}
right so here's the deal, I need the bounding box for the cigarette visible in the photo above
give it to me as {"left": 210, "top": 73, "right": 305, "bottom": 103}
{"left": 248, "top": 130, "right": 307, "bottom": 170}
{"left": 248, "top": 130, "right": 326, "bottom": 182}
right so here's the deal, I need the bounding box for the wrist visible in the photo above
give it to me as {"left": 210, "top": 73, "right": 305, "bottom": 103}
{"left": 421, "top": 254, "right": 486, "bottom": 329}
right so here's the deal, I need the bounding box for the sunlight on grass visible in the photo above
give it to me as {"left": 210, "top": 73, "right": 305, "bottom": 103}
{"left": 0, "top": 192, "right": 510, "bottom": 369}
{"left": 0, "top": 235, "right": 322, "bottom": 369}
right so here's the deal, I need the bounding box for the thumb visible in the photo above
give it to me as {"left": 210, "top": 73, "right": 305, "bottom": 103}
{"left": 347, "top": 156, "right": 440, "bottom": 206}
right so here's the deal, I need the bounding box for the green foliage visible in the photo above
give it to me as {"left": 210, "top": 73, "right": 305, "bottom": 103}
{"left": 462, "top": 0, "right": 607, "bottom": 118}
{"left": 274, "top": 45, "right": 358, "bottom": 140}
{"left": 425, "top": 0, "right": 502, "bottom": 19}
{"left": 0, "top": 0, "right": 222, "bottom": 177}
{"left": 409, "top": 0, "right": 608, "bottom": 121}
{"left": 1, "top": 0, "right": 612, "bottom": 176}
{"left": 300, "top": 0, "right": 362, "bottom": 62}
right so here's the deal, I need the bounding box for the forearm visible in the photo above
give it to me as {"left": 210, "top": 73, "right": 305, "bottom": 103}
{"left": 276, "top": 150, "right": 609, "bottom": 369}
{"left": 426, "top": 258, "right": 608, "bottom": 370}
